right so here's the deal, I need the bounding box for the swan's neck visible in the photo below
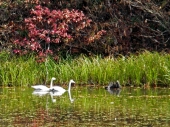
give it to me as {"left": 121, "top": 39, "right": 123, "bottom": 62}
{"left": 50, "top": 79, "right": 54, "bottom": 89}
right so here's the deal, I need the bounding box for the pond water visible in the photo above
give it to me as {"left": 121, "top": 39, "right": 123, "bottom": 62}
{"left": 0, "top": 86, "right": 170, "bottom": 127}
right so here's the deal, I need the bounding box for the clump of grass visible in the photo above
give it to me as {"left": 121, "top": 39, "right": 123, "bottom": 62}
{"left": 0, "top": 52, "right": 46, "bottom": 87}
{"left": 0, "top": 51, "right": 170, "bottom": 87}
{"left": 54, "top": 51, "right": 170, "bottom": 87}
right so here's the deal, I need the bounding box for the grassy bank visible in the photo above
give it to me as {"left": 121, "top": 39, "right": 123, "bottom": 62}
{"left": 0, "top": 51, "right": 170, "bottom": 87}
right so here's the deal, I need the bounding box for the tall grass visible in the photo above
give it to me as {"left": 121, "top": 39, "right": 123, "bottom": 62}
{"left": 0, "top": 51, "right": 170, "bottom": 87}
{"left": 0, "top": 52, "right": 45, "bottom": 87}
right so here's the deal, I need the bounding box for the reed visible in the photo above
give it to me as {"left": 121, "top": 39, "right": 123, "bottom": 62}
{"left": 0, "top": 51, "right": 170, "bottom": 87}
{"left": 0, "top": 52, "right": 46, "bottom": 86}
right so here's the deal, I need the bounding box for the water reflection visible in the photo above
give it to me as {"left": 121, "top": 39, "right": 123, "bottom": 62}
{"left": 1, "top": 87, "right": 170, "bottom": 126}
{"left": 32, "top": 90, "right": 74, "bottom": 103}
{"left": 32, "top": 90, "right": 49, "bottom": 96}
{"left": 106, "top": 88, "right": 121, "bottom": 96}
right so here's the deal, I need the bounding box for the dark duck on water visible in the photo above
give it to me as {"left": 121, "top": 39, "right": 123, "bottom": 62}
{"left": 105, "top": 80, "right": 121, "bottom": 90}
{"left": 105, "top": 80, "right": 121, "bottom": 96}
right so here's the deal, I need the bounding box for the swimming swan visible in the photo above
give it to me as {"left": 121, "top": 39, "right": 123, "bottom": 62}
{"left": 31, "top": 77, "right": 56, "bottom": 92}
{"left": 51, "top": 79, "right": 75, "bottom": 95}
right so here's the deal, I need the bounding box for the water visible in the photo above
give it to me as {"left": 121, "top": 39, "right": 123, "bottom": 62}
{"left": 0, "top": 86, "right": 170, "bottom": 126}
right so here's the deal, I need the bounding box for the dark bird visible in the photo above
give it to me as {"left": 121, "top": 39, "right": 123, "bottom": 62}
{"left": 105, "top": 80, "right": 121, "bottom": 96}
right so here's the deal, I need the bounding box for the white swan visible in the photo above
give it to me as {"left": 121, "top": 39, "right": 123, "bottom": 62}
{"left": 51, "top": 79, "right": 75, "bottom": 96}
{"left": 31, "top": 77, "right": 56, "bottom": 92}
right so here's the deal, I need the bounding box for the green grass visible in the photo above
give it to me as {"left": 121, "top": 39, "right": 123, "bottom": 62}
{"left": 0, "top": 51, "right": 170, "bottom": 87}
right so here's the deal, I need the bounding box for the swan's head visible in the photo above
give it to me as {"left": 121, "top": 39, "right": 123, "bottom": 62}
{"left": 70, "top": 79, "right": 75, "bottom": 84}
{"left": 52, "top": 77, "right": 56, "bottom": 80}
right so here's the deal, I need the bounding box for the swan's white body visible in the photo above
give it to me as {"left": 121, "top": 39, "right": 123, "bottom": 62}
{"left": 51, "top": 79, "right": 75, "bottom": 93}
{"left": 31, "top": 85, "right": 49, "bottom": 91}
{"left": 31, "top": 77, "right": 56, "bottom": 92}
{"left": 51, "top": 86, "right": 66, "bottom": 94}
{"left": 51, "top": 87, "right": 66, "bottom": 96}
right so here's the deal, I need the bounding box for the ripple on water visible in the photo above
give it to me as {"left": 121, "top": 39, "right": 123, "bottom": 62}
{"left": 0, "top": 87, "right": 170, "bottom": 126}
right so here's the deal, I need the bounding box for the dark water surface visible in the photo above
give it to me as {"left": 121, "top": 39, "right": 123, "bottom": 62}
{"left": 0, "top": 86, "right": 170, "bottom": 126}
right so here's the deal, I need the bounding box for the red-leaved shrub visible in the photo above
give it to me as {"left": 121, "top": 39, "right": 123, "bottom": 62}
{"left": 13, "top": 5, "right": 106, "bottom": 62}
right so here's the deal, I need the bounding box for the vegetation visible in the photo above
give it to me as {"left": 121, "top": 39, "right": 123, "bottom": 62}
{"left": 12, "top": 5, "right": 105, "bottom": 62}
{"left": 0, "top": 0, "right": 169, "bottom": 86}
{"left": 0, "top": 1, "right": 170, "bottom": 126}
{"left": 0, "top": 0, "right": 169, "bottom": 58}
{"left": 0, "top": 51, "right": 170, "bottom": 87}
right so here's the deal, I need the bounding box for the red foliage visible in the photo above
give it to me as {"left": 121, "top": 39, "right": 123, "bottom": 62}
{"left": 2, "top": 0, "right": 169, "bottom": 58}
{"left": 13, "top": 5, "right": 105, "bottom": 61}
